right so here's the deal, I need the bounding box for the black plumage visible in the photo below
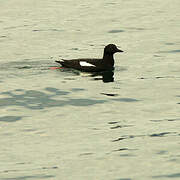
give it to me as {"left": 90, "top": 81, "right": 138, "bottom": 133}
{"left": 55, "top": 44, "right": 123, "bottom": 72}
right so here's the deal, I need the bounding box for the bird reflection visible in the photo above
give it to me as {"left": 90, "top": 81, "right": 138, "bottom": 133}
{"left": 56, "top": 68, "right": 114, "bottom": 83}
{"left": 90, "top": 70, "right": 114, "bottom": 83}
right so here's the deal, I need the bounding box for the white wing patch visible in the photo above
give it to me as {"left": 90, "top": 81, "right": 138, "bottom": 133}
{"left": 80, "top": 61, "right": 95, "bottom": 67}
{"left": 59, "top": 59, "right": 65, "bottom": 62}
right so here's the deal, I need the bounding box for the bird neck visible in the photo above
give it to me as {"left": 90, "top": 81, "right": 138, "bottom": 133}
{"left": 102, "top": 53, "right": 114, "bottom": 67}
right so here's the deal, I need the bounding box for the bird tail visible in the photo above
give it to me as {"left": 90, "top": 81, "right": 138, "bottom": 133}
{"left": 55, "top": 59, "right": 65, "bottom": 64}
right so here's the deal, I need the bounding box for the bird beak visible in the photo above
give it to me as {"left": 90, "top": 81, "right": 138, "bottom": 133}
{"left": 117, "top": 48, "right": 123, "bottom": 53}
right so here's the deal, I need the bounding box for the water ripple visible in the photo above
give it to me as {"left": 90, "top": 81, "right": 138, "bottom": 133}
{"left": 0, "top": 116, "right": 23, "bottom": 122}
{"left": 157, "top": 50, "right": 180, "bottom": 53}
{"left": 108, "top": 30, "right": 125, "bottom": 33}
{"left": 0, "top": 88, "right": 106, "bottom": 109}
{"left": 152, "top": 173, "right": 180, "bottom": 178}
{"left": 1, "top": 175, "right": 55, "bottom": 180}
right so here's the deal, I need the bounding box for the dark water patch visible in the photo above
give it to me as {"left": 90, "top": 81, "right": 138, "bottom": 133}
{"left": 17, "top": 66, "right": 33, "bottom": 69}
{"left": 108, "top": 30, "right": 125, "bottom": 33}
{"left": 16, "top": 162, "right": 27, "bottom": 165}
{"left": 155, "top": 76, "right": 175, "bottom": 79}
{"left": 150, "top": 119, "right": 165, "bottom": 122}
{"left": 64, "top": 77, "right": 76, "bottom": 80}
{"left": 119, "top": 154, "right": 134, "bottom": 157}
{"left": 91, "top": 128, "right": 100, "bottom": 130}
{"left": 70, "top": 48, "right": 79, "bottom": 51}
{"left": 111, "top": 98, "right": 140, "bottom": 102}
{"left": 68, "top": 98, "right": 106, "bottom": 106}
{"left": 139, "top": 76, "right": 177, "bottom": 80}
{"left": 114, "top": 148, "right": 129, "bottom": 151}
{"left": 1, "top": 59, "right": 52, "bottom": 73}
{"left": 154, "top": 55, "right": 162, "bottom": 57}
{"left": 108, "top": 121, "right": 119, "bottom": 124}
{"left": 152, "top": 173, "right": 180, "bottom": 178}
{"left": 15, "top": 89, "right": 25, "bottom": 92}
{"left": 4, "top": 24, "right": 31, "bottom": 30}
{"left": 1, "top": 165, "right": 58, "bottom": 174}
{"left": 45, "top": 87, "right": 69, "bottom": 95}
{"left": 1, "top": 169, "right": 19, "bottom": 173}
{"left": 112, "top": 137, "right": 126, "bottom": 142}
{"left": 101, "top": 93, "right": 118, "bottom": 97}
{"left": 110, "top": 125, "right": 133, "bottom": 129}
{"left": 50, "top": 28, "right": 64, "bottom": 32}
{"left": 4, "top": 26, "right": 18, "bottom": 30}
{"left": 114, "top": 148, "right": 137, "bottom": 152}
{"left": 156, "top": 150, "right": 167, "bottom": 155}
{"left": 1, "top": 175, "right": 55, "bottom": 180}
{"left": 0, "top": 35, "right": 7, "bottom": 38}
{"left": 42, "top": 166, "right": 58, "bottom": 170}
{"left": 71, "top": 88, "right": 85, "bottom": 92}
{"left": 149, "top": 132, "right": 173, "bottom": 137}
{"left": 126, "top": 135, "right": 136, "bottom": 139}
{"left": 0, "top": 116, "right": 23, "bottom": 122}
{"left": 33, "top": 29, "right": 63, "bottom": 32}
{"left": 157, "top": 50, "right": 180, "bottom": 53}
{"left": 165, "top": 43, "right": 175, "bottom": 45}
{"left": 21, "top": 128, "right": 37, "bottom": 132}
{"left": 0, "top": 89, "right": 106, "bottom": 109}
{"left": 151, "top": 118, "right": 180, "bottom": 122}
{"left": 138, "top": 77, "right": 148, "bottom": 80}
{"left": 128, "top": 27, "right": 146, "bottom": 31}
{"left": 169, "top": 158, "right": 179, "bottom": 162}
{"left": 112, "top": 135, "right": 145, "bottom": 142}
{"left": 79, "top": 153, "right": 94, "bottom": 156}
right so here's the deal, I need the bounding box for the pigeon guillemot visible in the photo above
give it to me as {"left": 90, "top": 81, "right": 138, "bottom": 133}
{"left": 55, "top": 44, "right": 123, "bottom": 72}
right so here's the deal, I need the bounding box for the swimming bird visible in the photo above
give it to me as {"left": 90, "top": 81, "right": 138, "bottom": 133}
{"left": 55, "top": 44, "right": 123, "bottom": 72}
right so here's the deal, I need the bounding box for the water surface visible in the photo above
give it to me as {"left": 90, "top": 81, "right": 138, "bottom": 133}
{"left": 0, "top": 0, "right": 180, "bottom": 179}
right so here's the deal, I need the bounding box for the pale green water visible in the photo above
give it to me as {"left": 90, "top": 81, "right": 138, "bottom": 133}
{"left": 0, "top": 0, "right": 180, "bottom": 179}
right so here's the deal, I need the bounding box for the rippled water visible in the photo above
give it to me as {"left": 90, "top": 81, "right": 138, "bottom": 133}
{"left": 0, "top": 0, "right": 180, "bottom": 179}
